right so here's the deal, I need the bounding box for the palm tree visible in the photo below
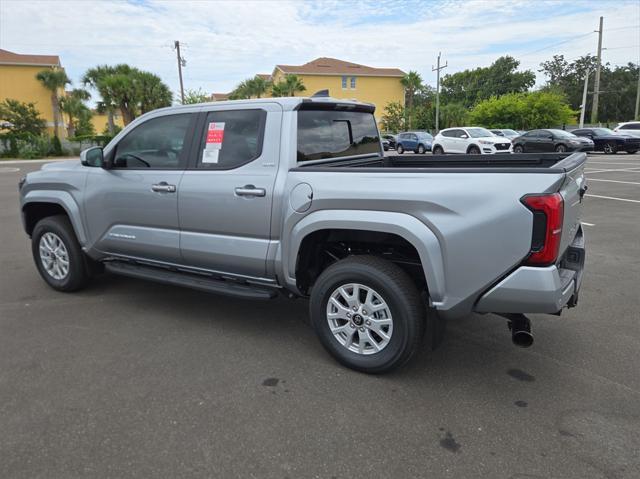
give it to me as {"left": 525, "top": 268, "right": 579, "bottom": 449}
{"left": 401, "top": 71, "right": 423, "bottom": 128}
{"left": 250, "top": 76, "right": 271, "bottom": 98}
{"left": 36, "top": 68, "right": 70, "bottom": 137}
{"left": 83, "top": 65, "right": 118, "bottom": 134}
{"left": 283, "top": 74, "right": 306, "bottom": 96}
{"left": 60, "top": 88, "right": 91, "bottom": 137}
{"left": 270, "top": 82, "right": 289, "bottom": 98}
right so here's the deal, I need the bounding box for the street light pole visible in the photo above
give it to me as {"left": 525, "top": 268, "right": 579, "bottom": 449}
{"left": 590, "top": 16, "right": 603, "bottom": 124}
{"left": 579, "top": 70, "right": 590, "bottom": 128}
{"left": 174, "top": 40, "right": 185, "bottom": 104}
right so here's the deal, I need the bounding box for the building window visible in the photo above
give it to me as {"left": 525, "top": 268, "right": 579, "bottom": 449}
{"left": 350, "top": 77, "right": 356, "bottom": 89}
{"left": 342, "top": 76, "right": 347, "bottom": 89}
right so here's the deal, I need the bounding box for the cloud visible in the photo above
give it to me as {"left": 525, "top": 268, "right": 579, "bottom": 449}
{"left": 1, "top": 0, "right": 638, "bottom": 103}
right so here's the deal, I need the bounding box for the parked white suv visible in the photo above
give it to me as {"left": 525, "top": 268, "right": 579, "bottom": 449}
{"left": 433, "top": 127, "right": 513, "bottom": 155}
{"left": 614, "top": 121, "right": 640, "bottom": 138}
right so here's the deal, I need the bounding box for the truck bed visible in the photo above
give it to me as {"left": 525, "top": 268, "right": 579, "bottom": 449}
{"left": 294, "top": 152, "right": 586, "bottom": 174}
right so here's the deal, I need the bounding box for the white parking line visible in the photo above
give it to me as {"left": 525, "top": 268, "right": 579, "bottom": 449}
{"left": 586, "top": 161, "right": 640, "bottom": 166}
{"left": 582, "top": 222, "right": 595, "bottom": 226}
{"left": 585, "top": 167, "right": 640, "bottom": 174}
{"left": 587, "top": 178, "right": 640, "bottom": 186}
{"left": 585, "top": 194, "right": 640, "bottom": 204}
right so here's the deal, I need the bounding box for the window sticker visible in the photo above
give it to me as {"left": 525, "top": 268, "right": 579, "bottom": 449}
{"left": 202, "top": 122, "right": 225, "bottom": 163}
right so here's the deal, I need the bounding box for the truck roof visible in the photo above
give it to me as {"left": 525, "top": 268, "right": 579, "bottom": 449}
{"left": 155, "top": 96, "right": 375, "bottom": 113}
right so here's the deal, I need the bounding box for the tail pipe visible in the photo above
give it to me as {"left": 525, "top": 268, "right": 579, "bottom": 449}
{"left": 499, "top": 313, "right": 534, "bottom": 348}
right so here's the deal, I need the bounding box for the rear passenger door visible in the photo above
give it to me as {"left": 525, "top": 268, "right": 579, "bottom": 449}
{"left": 178, "top": 104, "right": 282, "bottom": 279}
{"left": 448, "top": 129, "right": 466, "bottom": 153}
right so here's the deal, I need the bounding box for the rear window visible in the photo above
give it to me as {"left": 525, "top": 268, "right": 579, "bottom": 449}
{"left": 297, "top": 110, "right": 380, "bottom": 162}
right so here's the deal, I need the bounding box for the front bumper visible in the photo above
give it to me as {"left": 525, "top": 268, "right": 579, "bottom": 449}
{"left": 481, "top": 143, "right": 513, "bottom": 154}
{"left": 475, "top": 227, "right": 585, "bottom": 314}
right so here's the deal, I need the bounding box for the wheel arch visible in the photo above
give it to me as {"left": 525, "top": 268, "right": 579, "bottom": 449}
{"left": 22, "top": 191, "right": 87, "bottom": 245}
{"left": 284, "top": 210, "right": 445, "bottom": 302}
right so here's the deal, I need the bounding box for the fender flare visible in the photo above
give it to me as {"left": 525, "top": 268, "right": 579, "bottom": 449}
{"left": 282, "top": 209, "right": 446, "bottom": 302}
{"left": 22, "top": 190, "right": 88, "bottom": 246}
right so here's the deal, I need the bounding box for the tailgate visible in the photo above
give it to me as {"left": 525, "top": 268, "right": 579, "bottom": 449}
{"left": 557, "top": 155, "right": 587, "bottom": 257}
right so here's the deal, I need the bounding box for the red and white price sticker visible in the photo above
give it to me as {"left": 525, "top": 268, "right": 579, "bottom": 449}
{"left": 203, "top": 122, "right": 225, "bottom": 163}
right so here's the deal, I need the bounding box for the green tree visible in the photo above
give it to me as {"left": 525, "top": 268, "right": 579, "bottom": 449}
{"left": 60, "top": 88, "right": 91, "bottom": 137}
{"left": 380, "top": 101, "right": 405, "bottom": 133}
{"left": 270, "top": 81, "right": 289, "bottom": 98}
{"left": 467, "top": 91, "right": 577, "bottom": 130}
{"left": 439, "top": 103, "right": 469, "bottom": 129}
{"left": 441, "top": 56, "right": 535, "bottom": 108}
{"left": 35, "top": 68, "right": 70, "bottom": 137}
{"left": 283, "top": 74, "right": 306, "bottom": 96}
{"left": 83, "top": 65, "right": 119, "bottom": 134}
{"left": 82, "top": 65, "right": 172, "bottom": 126}
{"left": 181, "top": 88, "right": 210, "bottom": 104}
{"left": 0, "top": 99, "right": 47, "bottom": 136}
{"left": 401, "top": 71, "right": 423, "bottom": 128}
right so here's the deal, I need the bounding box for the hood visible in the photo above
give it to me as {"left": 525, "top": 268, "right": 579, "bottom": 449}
{"left": 480, "top": 136, "right": 511, "bottom": 144}
{"left": 40, "top": 159, "right": 82, "bottom": 171}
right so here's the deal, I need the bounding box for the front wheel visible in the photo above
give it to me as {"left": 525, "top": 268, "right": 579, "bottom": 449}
{"left": 555, "top": 144, "right": 567, "bottom": 153}
{"left": 31, "top": 215, "right": 91, "bottom": 292}
{"left": 514, "top": 145, "right": 524, "bottom": 153}
{"left": 310, "top": 256, "right": 426, "bottom": 374}
{"left": 467, "top": 145, "right": 481, "bottom": 155}
{"left": 603, "top": 142, "right": 617, "bottom": 154}
{"left": 396, "top": 144, "right": 404, "bottom": 154}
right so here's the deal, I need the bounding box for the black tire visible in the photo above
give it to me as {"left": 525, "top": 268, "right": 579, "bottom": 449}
{"left": 432, "top": 145, "right": 444, "bottom": 155}
{"left": 31, "top": 215, "right": 91, "bottom": 292}
{"left": 309, "top": 255, "right": 426, "bottom": 374}
{"left": 555, "top": 144, "right": 567, "bottom": 153}
{"left": 396, "top": 144, "right": 404, "bottom": 154}
{"left": 514, "top": 145, "right": 524, "bottom": 153}
{"left": 417, "top": 144, "right": 426, "bottom": 154}
{"left": 468, "top": 145, "right": 481, "bottom": 155}
{"left": 626, "top": 150, "right": 638, "bottom": 154}
{"left": 603, "top": 142, "right": 617, "bottom": 154}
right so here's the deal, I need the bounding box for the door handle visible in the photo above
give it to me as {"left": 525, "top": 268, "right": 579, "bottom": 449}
{"left": 235, "top": 185, "right": 266, "bottom": 197}
{"left": 151, "top": 182, "right": 176, "bottom": 193}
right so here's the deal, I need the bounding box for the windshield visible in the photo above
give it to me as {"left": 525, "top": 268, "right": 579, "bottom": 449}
{"left": 551, "top": 130, "right": 576, "bottom": 139}
{"left": 503, "top": 129, "right": 519, "bottom": 136}
{"left": 466, "top": 127, "right": 494, "bottom": 138}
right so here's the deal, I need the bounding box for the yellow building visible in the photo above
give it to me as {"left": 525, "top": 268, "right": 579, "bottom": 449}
{"left": 0, "top": 48, "right": 66, "bottom": 137}
{"left": 90, "top": 111, "right": 124, "bottom": 135}
{"left": 271, "top": 57, "right": 406, "bottom": 123}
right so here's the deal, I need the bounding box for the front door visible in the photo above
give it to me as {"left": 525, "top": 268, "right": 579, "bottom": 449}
{"left": 84, "top": 112, "right": 196, "bottom": 264}
{"left": 178, "top": 104, "right": 282, "bottom": 279}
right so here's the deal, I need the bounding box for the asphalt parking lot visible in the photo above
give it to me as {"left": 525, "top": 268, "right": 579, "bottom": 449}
{"left": 1, "top": 154, "right": 639, "bottom": 478}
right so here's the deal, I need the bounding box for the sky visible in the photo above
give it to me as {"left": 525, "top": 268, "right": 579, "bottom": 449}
{"left": 1, "top": 0, "right": 639, "bottom": 103}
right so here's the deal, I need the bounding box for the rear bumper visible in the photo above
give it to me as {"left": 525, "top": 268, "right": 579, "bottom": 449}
{"left": 475, "top": 227, "right": 585, "bottom": 314}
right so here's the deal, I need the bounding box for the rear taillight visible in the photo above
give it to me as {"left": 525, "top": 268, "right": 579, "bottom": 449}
{"left": 521, "top": 193, "right": 564, "bottom": 266}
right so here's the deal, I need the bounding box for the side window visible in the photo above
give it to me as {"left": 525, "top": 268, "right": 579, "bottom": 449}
{"left": 297, "top": 109, "right": 380, "bottom": 162}
{"left": 350, "top": 77, "right": 356, "bottom": 89}
{"left": 342, "top": 76, "right": 348, "bottom": 89}
{"left": 572, "top": 130, "right": 585, "bottom": 136}
{"left": 197, "top": 109, "right": 267, "bottom": 169}
{"left": 440, "top": 130, "right": 452, "bottom": 138}
{"left": 113, "top": 114, "right": 192, "bottom": 169}
{"left": 525, "top": 130, "right": 539, "bottom": 138}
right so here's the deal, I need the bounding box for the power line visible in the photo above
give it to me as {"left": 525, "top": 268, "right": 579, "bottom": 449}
{"left": 519, "top": 31, "right": 595, "bottom": 58}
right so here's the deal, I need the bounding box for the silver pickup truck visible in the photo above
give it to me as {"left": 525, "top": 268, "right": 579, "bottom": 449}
{"left": 19, "top": 95, "right": 587, "bottom": 373}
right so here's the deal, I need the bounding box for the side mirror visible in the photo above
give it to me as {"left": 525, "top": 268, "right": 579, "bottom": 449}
{"left": 80, "top": 146, "right": 104, "bottom": 168}
{"left": 460, "top": 134, "right": 468, "bottom": 139}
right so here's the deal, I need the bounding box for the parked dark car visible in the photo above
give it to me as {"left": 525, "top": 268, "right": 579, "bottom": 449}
{"left": 512, "top": 129, "right": 594, "bottom": 153}
{"left": 396, "top": 131, "right": 433, "bottom": 154}
{"left": 571, "top": 128, "right": 639, "bottom": 154}
{"left": 382, "top": 139, "right": 390, "bottom": 151}
{"left": 382, "top": 134, "right": 396, "bottom": 149}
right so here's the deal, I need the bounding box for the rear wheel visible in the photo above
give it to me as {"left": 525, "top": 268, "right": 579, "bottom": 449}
{"left": 417, "top": 144, "right": 426, "bottom": 154}
{"left": 396, "top": 144, "right": 404, "bottom": 154}
{"left": 310, "top": 256, "right": 426, "bottom": 374}
{"left": 603, "top": 142, "right": 617, "bottom": 154}
{"left": 468, "top": 145, "right": 480, "bottom": 155}
{"left": 626, "top": 149, "right": 638, "bottom": 154}
{"left": 514, "top": 145, "right": 524, "bottom": 153}
{"left": 555, "top": 144, "right": 567, "bottom": 153}
{"left": 432, "top": 145, "right": 444, "bottom": 155}
{"left": 31, "top": 215, "right": 91, "bottom": 292}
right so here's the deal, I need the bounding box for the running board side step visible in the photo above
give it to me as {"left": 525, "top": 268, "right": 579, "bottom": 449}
{"left": 105, "top": 261, "right": 278, "bottom": 300}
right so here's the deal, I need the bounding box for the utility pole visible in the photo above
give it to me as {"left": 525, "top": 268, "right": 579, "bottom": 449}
{"left": 579, "top": 70, "right": 590, "bottom": 128}
{"left": 432, "top": 52, "right": 447, "bottom": 133}
{"left": 590, "top": 16, "right": 603, "bottom": 124}
{"left": 174, "top": 40, "right": 185, "bottom": 104}
{"left": 635, "top": 65, "right": 640, "bottom": 120}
